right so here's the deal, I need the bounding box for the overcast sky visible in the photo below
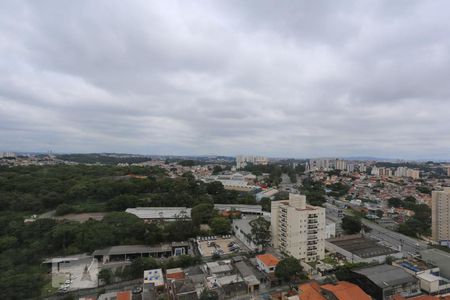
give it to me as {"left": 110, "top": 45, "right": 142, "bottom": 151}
{"left": 1, "top": 1, "right": 450, "bottom": 159}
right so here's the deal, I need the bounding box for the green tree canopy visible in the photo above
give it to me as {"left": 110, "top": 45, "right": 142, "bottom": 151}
{"left": 210, "top": 217, "right": 231, "bottom": 235}
{"left": 275, "top": 257, "right": 303, "bottom": 289}
{"left": 341, "top": 215, "right": 362, "bottom": 234}
{"left": 250, "top": 217, "right": 271, "bottom": 250}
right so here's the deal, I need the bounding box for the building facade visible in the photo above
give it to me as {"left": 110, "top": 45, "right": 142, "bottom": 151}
{"left": 431, "top": 188, "right": 450, "bottom": 242}
{"left": 271, "top": 194, "right": 325, "bottom": 262}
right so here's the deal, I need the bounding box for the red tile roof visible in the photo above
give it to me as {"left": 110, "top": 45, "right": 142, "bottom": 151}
{"left": 321, "top": 281, "right": 371, "bottom": 300}
{"left": 256, "top": 254, "right": 280, "bottom": 267}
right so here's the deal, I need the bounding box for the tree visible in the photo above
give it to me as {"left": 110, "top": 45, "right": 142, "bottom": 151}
{"left": 210, "top": 217, "right": 231, "bottom": 235}
{"left": 388, "top": 197, "right": 403, "bottom": 208}
{"left": 341, "top": 216, "right": 362, "bottom": 234}
{"left": 206, "top": 181, "right": 225, "bottom": 195}
{"left": 98, "top": 268, "right": 113, "bottom": 285}
{"left": 191, "top": 203, "right": 215, "bottom": 226}
{"left": 200, "top": 289, "right": 219, "bottom": 300}
{"left": 107, "top": 194, "right": 139, "bottom": 211}
{"left": 130, "top": 257, "right": 159, "bottom": 279}
{"left": 250, "top": 217, "right": 271, "bottom": 250}
{"left": 260, "top": 197, "right": 271, "bottom": 212}
{"left": 212, "top": 166, "right": 223, "bottom": 175}
{"left": 275, "top": 257, "right": 303, "bottom": 289}
{"left": 55, "top": 203, "right": 75, "bottom": 216}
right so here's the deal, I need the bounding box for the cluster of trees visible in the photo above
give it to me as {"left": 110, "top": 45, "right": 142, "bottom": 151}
{"left": 242, "top": 163, "right": 304, "bottom": 186}
{"left": 56, "top": 154, "right": 153, "bottom": 164}
{"left": 387, "top": 196, "right": 432, "bottom": 237}
{"left": 327, "top": 182, "right": 351, "bottom": 198}
{"left": 0, "top": 166, "right": 257, "bottom": 214}
{"left": 0, "top": 211, "right": 201, "bottom": 299}
{"left": 275, "top": 257, "right": 306, "bottom": 289}
{"left": 300, "top": 177, "right": 326, "bottom": 206}
{"left": 0, "top": 165, "right": 260, "bottom": 299}
{"left": 341, "top": 215, "right": 362, "bottom": 234}
{"left": 250, "top": 217, "right": 271, "bottom": 250}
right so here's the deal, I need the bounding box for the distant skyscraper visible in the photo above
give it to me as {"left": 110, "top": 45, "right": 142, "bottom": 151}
{"left": 432, "top": 188, "right": 450, "bottom": 242}
{"left": 271, "top": 194, "right": 325, "bottom": 262}
{"left": 236, "top": 155, "right": 268, "bottom": 169}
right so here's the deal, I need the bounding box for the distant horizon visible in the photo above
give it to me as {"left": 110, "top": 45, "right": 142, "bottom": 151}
{"left": 2, "top": 150, "right": 450, "bottom": 162}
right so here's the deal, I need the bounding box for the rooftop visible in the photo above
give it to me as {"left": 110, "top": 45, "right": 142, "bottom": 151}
{"left": 353, "top": 264, "right": 417, "bottom": 288}
{"left": 328, "top": 235, "right": 398, "bottom": 258}
{"left": 256, "top": 254, "right": 280, "bottom": 267}
{"left": 125, "top": 207, "right": 191, "bottom": 219}
{"left": 321, "top": 281, "right": 371, "bottom": 300}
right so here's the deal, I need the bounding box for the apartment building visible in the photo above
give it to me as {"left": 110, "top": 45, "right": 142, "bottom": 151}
{"left": 431, "top": 188, "right": 450, "bottom": 242}
{"left": 271, "top": 194, "right": 325, "bottom": 262}
{"left": 236, "top": 155, "right": 268, "bottom": 169}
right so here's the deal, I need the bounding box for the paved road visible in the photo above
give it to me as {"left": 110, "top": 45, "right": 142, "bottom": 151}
{"left": 362, "top": 219, "right": 429, "bottom": 254}
{"left": 327, "top": 197, "right": 430, "bottom": 254}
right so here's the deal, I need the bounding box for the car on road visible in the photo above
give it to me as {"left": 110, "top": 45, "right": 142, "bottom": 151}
{"left": 132, "top": 286, "right": 143, "bottom": 294}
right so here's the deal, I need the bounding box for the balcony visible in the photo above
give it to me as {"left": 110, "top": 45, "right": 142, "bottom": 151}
{"left": 307, "top": 235, "right": 318, "bottom": 240}
{"left": 308, "top": 230, "right": 317, "bottom": 234}
{"left": 308, "top": 220, "right": 318, "bottom": 224}
{"left": 307, "top": 241, "right": 317, "bottom": 245}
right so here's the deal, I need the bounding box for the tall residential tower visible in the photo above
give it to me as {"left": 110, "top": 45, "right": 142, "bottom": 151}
{"left": 271, "top": 194, "right": 325, "bottom": 262}
{"left": 432, "top": 187, "right": 450, "bottom": 242}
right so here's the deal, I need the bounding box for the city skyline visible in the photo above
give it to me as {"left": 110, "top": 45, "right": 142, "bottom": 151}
{"left": 2, "top": 1, "right": 450, "bottom": 159}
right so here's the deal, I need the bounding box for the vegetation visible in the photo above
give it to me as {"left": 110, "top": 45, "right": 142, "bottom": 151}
{"left": 275, "top": 257, "right": 304, "bottom": 289}
{"left": 327, "top": 182, "right": 350, "bottom": 198}
{"left": 0, "top": 165, "right": 257, "bottom": 299}
{"left": 200, "top": 289, "right": 219, "bottom": 300}
{"left": 300, "top": 177, "right": 326, "bottom": 206}
{"left": 56, "top": 153, "right": 152, "bottom": 164}
{"left": 210, "top": 217, "right": 231, "bottom": 235}
{"left": 386, "top": 196, "right": 431, "bottom": 237}
{"left": 250, "top": 217, "right": 271, "bottom": 250}
{"left": 341, "top": 215, "right": 362, "bottom": 234}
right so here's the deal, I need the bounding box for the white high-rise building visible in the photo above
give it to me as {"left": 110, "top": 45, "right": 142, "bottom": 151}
{"left": 432, "top": 188, "right": 450, "bottom": 242}
{"left": 395, "top": 167, "right": 408, "bottom": 177}
{"left": 236, "top": 155, "right": 268, "bottom": 169}
{"left": 394, "top": 167, "right": 420, "bottom": 179}
{"left": 358, "top": 163, "right": 367, "bottom": 173}
{"left": 271, "top": 194, "right": 325, "bottom": 262}
{"left": 335, "top": 159, "right": 347, "bottom": 171}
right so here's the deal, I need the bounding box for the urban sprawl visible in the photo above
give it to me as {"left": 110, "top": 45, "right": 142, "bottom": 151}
{"left": 2, "top": 152, "right": 450, "bottom": 300}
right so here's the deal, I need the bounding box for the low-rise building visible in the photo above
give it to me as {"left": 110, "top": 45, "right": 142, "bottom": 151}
{"left": 256, "top": 254, "right": 279, "bottom": 273}
{"left": 232, "top": 216, "right": 270, "bottom": 252}
{"left": 326, "top": 234, "right": 402, "bottom": 263}
{"left": 125, "top": 207, "right": 191, "bottom": 222}
{"left": 350, "top": 264, "right": 421, "bottom": 300}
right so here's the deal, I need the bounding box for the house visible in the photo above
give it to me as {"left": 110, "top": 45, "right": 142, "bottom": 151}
{"left": 256, "top": 254, "right": 279, "bottom": 273}
{"left": 167, "top": 278, "right": 198, "bottom": 300}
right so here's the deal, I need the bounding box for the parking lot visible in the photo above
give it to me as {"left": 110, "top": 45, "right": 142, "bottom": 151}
{"left": 197, "top": 235, "right": 245, "bottom": 257}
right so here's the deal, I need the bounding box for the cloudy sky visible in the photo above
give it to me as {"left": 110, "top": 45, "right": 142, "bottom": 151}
{"left": 1, "top": 1, "right": 450, "bottom": 159}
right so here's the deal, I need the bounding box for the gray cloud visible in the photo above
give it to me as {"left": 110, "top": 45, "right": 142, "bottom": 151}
{"left": 1, "top": 0, "right": 450, "bottom": 159}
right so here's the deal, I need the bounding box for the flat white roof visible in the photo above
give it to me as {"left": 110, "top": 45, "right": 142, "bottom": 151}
{"left": 417, "top": 272, "right": 441, "bottom": 282}
{"left": 126, "top": 207, "right": 191, "bottom": 219}
{"left": 144, "top": 269, "right": 164, "bottom": 286}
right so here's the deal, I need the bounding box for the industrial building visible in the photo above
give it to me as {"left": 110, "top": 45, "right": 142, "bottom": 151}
{"left": 326, "top": 234, "right": 402, "bottom": 263}
{"left": 350, "top": 264, "right": 421, "bottom": 300}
